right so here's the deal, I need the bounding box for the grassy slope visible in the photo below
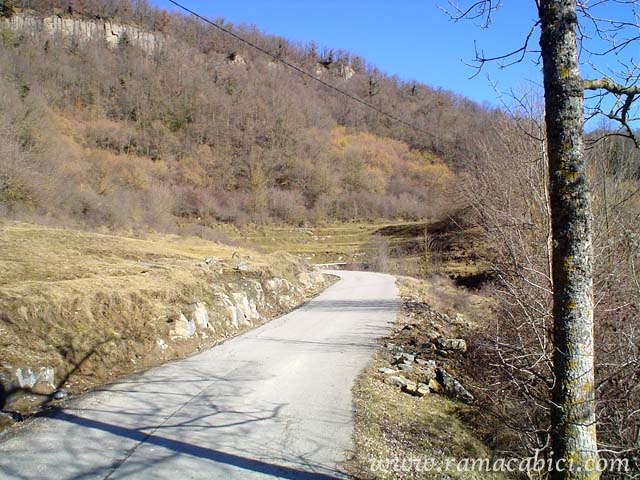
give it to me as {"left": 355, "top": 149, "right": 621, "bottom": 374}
{"left": 0, "top": 221, "right": 324, "bottom": 409}
{"left": 217, "top": 221, "right": 398, "bottom": 263}
{"left": 351, "top": 358, "right": 505, "bottom": 480}
{"left": 220, "top": 219, "right": 488, "bottom": 282}
{"left": 1, "top": 217, "right": 494, "bottom": 462}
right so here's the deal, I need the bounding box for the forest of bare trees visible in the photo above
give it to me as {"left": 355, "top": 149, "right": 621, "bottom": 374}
{"left": 0, "top": 0, "right": 492, "bottom": 230}
{"left": 464, "top": 100, "right": 640, "bottom": 479}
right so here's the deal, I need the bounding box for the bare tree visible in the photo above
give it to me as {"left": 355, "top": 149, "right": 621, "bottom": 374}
{"left": 538, "top": 3, "right": 598, "bottom": 477}
{"left": 449, "top": 0, "right": 640, "bottom": 477}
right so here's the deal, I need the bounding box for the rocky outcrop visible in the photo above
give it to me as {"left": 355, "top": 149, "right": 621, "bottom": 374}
{"left": 1, "top": 13, "right": 164, "bottom": 54}
{"left": 170, "top": 313, "right": 196, "bottom": 338}
{"left": 169, "top": 273, "right": 319, "bottom": 338}
{"left": 0, "top": 367, "right": 55, "bottom": 394}
{"left": 314, "top": 61, "right": 356, "bottom": 81}
{"left": 191, "top": 302, "right": 209, "bottom": 330}
{"left": 337, "top": 64, "right": 355, "bottom": 80}
{"left": 227, "top": 52, "right": 245, "bottom": 65}
{"left": 1, "top": 13, "right": 362, "bottom": 87}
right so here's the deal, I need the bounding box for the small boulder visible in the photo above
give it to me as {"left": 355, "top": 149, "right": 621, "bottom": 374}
{"left": 401, "top": 382, "right": 423, "bottom": 397}
{"left": 377, "top": 367, "right": 397, "bottom": 375}
{"left": 436, "top": 367, "right": 474, "bottom": 403}
{"left": 436, "top": 338, "right": 467, "bottom": 352}
{"left": 392, "top": 352, "right": 415, "bottom": 365}
{"left": 398, "top": 363, "right": 415, "bottom": 372}
{"left": 415, "top": 358, "right": 436, "bottom": 367}
{"left": 385, "top": 342, "right": 402, "bottom": 353}
{"left": 0, "top": 366, "right": 56, "bottom": 408}
{"left": 417, "top": 383, "right": 430, "bottom": 396}
{"left": 191, "top": 302, "right": 209, "bottom": 329}
{"left": 5, "top": 367, "right": 56, "bottom": 394}
{"left": 265, "top": 278, "right": 294, "bottom": 295}
{"left": 416, "top": 364, "right": 437, "bottom": 381}
{"left": 384, "top": 375, "right": 410, "bottom": 388}
{"left": 170, "top": 313, "right": 196, "bottom": 338}
{"left": 418, "top": 359, "right": 438, "bottom": 378}
{"left": 53, "top": 389, "right": 68, "bottom": 400}
{"left": 428, "top": 378, "right": 443, "bottom": 393}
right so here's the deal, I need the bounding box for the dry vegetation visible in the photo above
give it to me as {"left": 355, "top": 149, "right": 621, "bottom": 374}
{"left": 0, "top": 0, "right": 473, "bottom": 231}
{"left": 349, "top": 276, "right": 508, "bottom": 480}
{"left": 0, "top": 220, "right": 330, "bottom": 422}
{"left": 0, "top": 1, "right": 639, "bottom": 477}
{"left": 351, "top": 358, "right": 505, "bottom": 480}
{"left": 0, "top": 0, "right": 466, "bottom": 428}
{"left": 459, "top": 105, "right": 640, "bottom": 476}
{"left": 348, "top": 125, "right": 640, "bottom": 476}
{"left": 364, "top": 217, "right": 488, "bottom": 281}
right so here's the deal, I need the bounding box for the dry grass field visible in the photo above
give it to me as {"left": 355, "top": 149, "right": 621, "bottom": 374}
{"left": 0, "top": 221, "right": 328, "bottom": 418}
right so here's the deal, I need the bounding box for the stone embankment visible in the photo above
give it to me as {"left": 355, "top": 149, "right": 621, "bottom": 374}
{"left": 1, "top": 259, "right": 330, "bottom": 420}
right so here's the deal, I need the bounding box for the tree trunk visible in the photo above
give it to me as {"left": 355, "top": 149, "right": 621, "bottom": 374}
{"left": 538, "top": 1, "right": 598, "bottom": 478}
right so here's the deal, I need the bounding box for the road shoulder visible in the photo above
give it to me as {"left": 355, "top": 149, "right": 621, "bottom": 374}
{"left": 347, "top": 275, "right": 510, "bottom": 480}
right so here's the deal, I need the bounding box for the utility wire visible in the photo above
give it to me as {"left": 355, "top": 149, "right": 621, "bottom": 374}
{"left": 167, "top": 0, "right": 436, "bottom": 139}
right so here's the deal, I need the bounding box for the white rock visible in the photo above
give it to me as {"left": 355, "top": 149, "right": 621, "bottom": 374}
{"left": 213, "top": 289, "right": 241, "bottom": 328}
{"left": 230, "top": 292, "right": 260, "bottom": 325}
{"left": 53, "top": 389, "right": 68, "bottom": 400}
{"left": 191, "top": 302, "right": 209, "bottom": 329}
{"left": 171, "top": 313, "right": 196, "bottom": 338}
{"left": 14, "top": 367, "right": 55, "bottom": 390}
{"left": 2, "top": 14, "right": 164, "bottom": 55}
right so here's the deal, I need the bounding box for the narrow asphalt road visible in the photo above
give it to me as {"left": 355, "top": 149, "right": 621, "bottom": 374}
{"left": 0, "top": 270, "right": 399, "bottom": 479}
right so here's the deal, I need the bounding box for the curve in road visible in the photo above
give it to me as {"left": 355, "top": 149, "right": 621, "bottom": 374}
{"left": 0, "top": 270, "right": 399, "bottom": 479}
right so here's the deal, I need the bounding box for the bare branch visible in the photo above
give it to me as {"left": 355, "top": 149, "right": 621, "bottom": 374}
{"left": 467, "top": 21, "right": 541, "bottom": 78}
{"left": 439, "top": 0, "right": 501, "bottom": 27}
{"left": 583, "top": 77, "right": 640, "bottom": 147}
{"left": 583, "top": 77, "right": 640, "bottom": 95}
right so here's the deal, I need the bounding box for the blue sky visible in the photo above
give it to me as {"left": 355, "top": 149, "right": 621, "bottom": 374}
{"left": 152, "top": 1, "right": 542, "bottom": 107}
{"left": 151, "top": 0, "right": 640, "bottom": 127}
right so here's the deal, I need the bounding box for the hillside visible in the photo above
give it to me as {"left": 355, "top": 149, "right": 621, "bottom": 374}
{"left": 0, "top": 1, "right": 493, "bottom": 231}
{"left": 0, "top": 0, "right": 478, "bottom": 429}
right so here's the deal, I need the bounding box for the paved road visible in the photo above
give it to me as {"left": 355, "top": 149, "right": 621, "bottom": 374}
{"left": 0, "top": 270, "right": 399, "bottom": 479}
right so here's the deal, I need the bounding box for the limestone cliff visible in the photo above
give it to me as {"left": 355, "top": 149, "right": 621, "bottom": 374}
{"left": 1, "top": 13, "right": 164, "bottom": 54}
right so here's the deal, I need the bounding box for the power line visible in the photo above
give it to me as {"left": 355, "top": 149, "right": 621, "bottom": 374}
{"left": 167, "top": 0, "right": 436, "bottom": 139}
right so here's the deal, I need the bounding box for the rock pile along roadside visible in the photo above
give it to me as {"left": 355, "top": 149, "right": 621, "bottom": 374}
{"left": 374, "top": 294, "right": 475, "bottom": 404}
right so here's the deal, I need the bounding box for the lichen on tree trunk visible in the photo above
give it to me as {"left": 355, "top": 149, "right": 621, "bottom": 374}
{"left": 538, "top": 0, "right": 598, "bottom": 478}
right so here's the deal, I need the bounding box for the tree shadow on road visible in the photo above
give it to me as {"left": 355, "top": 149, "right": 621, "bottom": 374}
{"left": 52, "top": 411, "right": 345, "bottom": 480}
{"left": 303, "top": 299, "right": 400, "bottom": 313}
